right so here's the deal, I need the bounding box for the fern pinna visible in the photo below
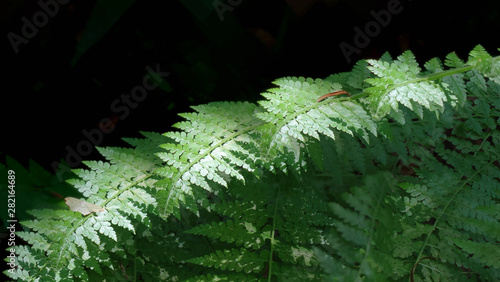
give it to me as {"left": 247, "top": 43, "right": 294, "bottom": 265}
{"left": 4, "top": 45, "right": 500, "bottom": 281}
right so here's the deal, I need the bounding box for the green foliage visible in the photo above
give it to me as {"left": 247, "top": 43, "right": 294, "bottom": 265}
{"left": 0, "top": 157, "right": 78, "bottom": 229}
{"left": 4, "top": 45, "right": 500, "bottom": 281}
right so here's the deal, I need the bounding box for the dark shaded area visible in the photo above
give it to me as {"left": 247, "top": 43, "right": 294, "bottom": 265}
{"left": 1, "top": 0, "right": 499, "bottom": 174}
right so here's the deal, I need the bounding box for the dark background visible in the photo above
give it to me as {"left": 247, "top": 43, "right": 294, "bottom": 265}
{"left": 1, "top": 0, "right": 500, "bottom": 177}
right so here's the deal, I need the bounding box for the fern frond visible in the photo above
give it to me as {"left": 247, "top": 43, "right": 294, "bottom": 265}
{"left": 6, "top": 132, "right": 168, "bottom": 280}
{"left": 154, "top": 101, "right": 264, "bottom": 219}
{"left": 467, "top": 45, "right": 500, "bottom": 84}
{"left": 183, "top": 172, "right": 331, "bottom": 281}
{"left": 255, "top": 76, "right": 377, "bottom": 172}
{"left": 327, "top": 59, "right": 374, "bottom": 92}
{"left": 316, "top": 172, "right": 405, "bottom": 280}
{"left": 396, "top": 70, "right": 500, "bottom": 281}
{"left": 188, "top": 248, "right": 269, "bottom": 274}
{"left": 365, "top": 51, "right": 452, "bottom": 121}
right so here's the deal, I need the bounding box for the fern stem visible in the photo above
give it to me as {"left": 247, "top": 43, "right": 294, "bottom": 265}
{"left": 473, "top": 131, "right": 492, "bottom": 157}
{"left": 412, "top": 159, "right": 495, "bottom": 279}
{"left": 55, "top": 217, "right": 87, "bottom": 267}
{"left": 162, "top": 120, "right": 265, "bottom": 212}
{"left": 357, "top": 175, "right": 386, "bottom": 278}
{"left": 267, "top": 185, "right": 281, "bottom": 282}
{"left": 133, "top": 239, "right": 137, "bottom": 282}
{"left": 55, "top": 172, "right": 154, "bottom": 269}
{"left": 350, "top": 64, "right": 475, "bottom": 101}
{"left": 422, "top": 65, "right": 474, "bottom": 80}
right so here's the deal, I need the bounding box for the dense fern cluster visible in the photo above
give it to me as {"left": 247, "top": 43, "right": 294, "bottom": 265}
{"left": 3, "top": 45, "right": 500, "bottom": 281}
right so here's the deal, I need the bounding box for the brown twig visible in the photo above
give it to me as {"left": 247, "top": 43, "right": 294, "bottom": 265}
{"left": 316, "top": 90, "right": 351, "bottom": 102}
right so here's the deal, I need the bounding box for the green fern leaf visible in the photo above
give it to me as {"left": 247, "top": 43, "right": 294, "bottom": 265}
{"left": 188, "top": 248, "right": 269, "bottom": 273}
{"left": 468, "top": 45, "right": 500, "bottom": 84}
{"left": 154, "top": 101, "right": 263, "bottom": 219}
{"left": 255, "top": 76, "right": 377, "bottom": 170}
{"left": 317, "top": 172, "right": 404, "bottom": 280}
{"left": 366, "top": 51, "right": 451, "bottom": 120}
{"left": 6, "top": 132, "right": 166, "bottom": 280}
